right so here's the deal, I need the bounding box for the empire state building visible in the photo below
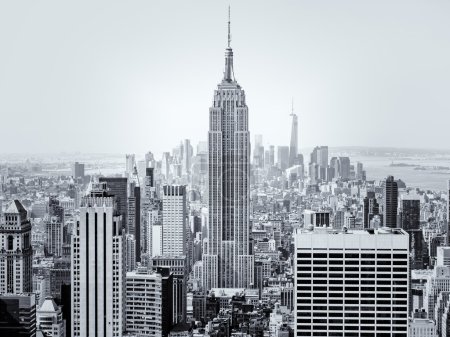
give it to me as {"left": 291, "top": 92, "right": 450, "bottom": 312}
{"left": 203, "top": 11, "right": 254, "bottom": 289}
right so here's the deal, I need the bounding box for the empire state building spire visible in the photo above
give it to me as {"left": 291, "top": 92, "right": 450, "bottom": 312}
{"left": 223, "top": 6, "right": 234, "bottom": 82}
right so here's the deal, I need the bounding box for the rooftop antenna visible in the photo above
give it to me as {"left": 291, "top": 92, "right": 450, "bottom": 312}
{"left": 228, "top": 5, "right": 231, "bottom": 48}
{"left": 290, "top": 98, "right": 295, "bottom": 116}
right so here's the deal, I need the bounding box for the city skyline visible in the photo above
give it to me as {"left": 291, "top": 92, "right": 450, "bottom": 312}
{"left": 1, "top": 1, "right": 450, "bottom": 154}
{"left": 2, "top": 2, "right": 450, "bottom": 336}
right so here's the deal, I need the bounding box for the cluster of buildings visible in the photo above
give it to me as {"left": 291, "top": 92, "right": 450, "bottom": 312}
{"left": 2, "top": 12, "right": 450, "bottom": 337}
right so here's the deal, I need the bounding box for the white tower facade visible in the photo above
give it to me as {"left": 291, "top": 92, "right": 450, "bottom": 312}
{"left": 203, "top": 11, "right": 253, "bottom": 289}
{"left": 71, "top": 185, "right": 125, "bottom": 337}
{"left": 162, "top": 185, "right": 186, "bottom": 256}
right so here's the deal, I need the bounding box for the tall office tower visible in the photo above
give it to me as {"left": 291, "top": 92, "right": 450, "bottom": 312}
{"left": 253, "top": 134, "right": 264, "bottom": 168}
{"left": 49, "top": 196, "right": 64, "bottom": 223}
{"left": 289, "top": 110, "right": 298, "bottom": 168}
{"left": 127, "top": 182, "right": 141, "bottom": 261}
{"left": 145, "top": 151, "right": 155, "bottom": 168}
{"left": 264, "top": 149, "right": 271, "bottom": 167}
{"left": 383, "top": 175, "right": 399, "bottom": 228}
{"left": 125, "top": 154, "right": 135, "bottom": 177}
{"left": 0, "top": 293, "right": 36, "bottom": 336}
{"left": 277, "top": 146, "right": 290, "bottom": 171}
{"left": 294, "top": 226, "right": 409, "bottom": 336}
{"left": 356, "top": 162, "right": 364, "bottom": 180}
{"left": 45, "top": 216, "right": 63, "bottom": 257}
{"left": 269, "top": 145, "right": 275, "bottom": 167}
{"left": 0, "top": 200, "right": 32, "bottom": 294}
{"left": 161, "top": 152, "right": 171, "bottom": 180}
{"left": 162, "top": 185, "right": 186, "bottom": 256}
{"left": 311, "top": 146, "right": 328, "bottom": 168}
{"left": 182, "top": 139, "right": 193, "bottom": 175}
{"left": 401, "top": 195, "right": 424, "bottom": 269}
{"left": 363, "top": 191, "right": 380, "bottom": 228}
{"left": 36, "top": 297, "right": 65, "bottom": 337}
{"left": 142, "top": 168, "right": 158, "bottom": 255}
{"left": 125, "top": 267, "right": 173, "bottom": 337}
{"left": 99, "top": 177, "right": 128, "bottom": 228}
{"left": 308, "top": 163, "right": 319, "bottom": 184}
{"left": 339, "top": 156, "right": 351, "bottom": 179}
{"left": 72, "top": 162, "right": 85, "bottom": 179}
{"left": 71, "top": 183, "right": 125, "bottom": 337}
{"left": 151, "top": 256, "right": 187, "bottom": 324}
{"left": 203, "top": 12, "right": 254, "bottom": 289}
{"left": 330, "top": 157, "right": 340, "bottom": 178}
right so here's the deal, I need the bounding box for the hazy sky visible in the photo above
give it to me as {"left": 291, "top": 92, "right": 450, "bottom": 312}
{"left": 1, "top": 0, "right": 450, "bottom": 157}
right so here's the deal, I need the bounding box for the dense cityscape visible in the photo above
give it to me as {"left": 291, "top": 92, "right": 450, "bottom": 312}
{"left": 2, "top": 7, "right": 450, "bottom": 337}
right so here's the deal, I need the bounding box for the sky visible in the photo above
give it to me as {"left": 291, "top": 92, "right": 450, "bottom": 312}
{"left": 1, "top": 0, "right": 450, "bottom": 157}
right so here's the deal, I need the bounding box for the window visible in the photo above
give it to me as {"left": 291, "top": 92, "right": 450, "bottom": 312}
{"left": 7, "top": 236, "right": 13, "bottom": 250}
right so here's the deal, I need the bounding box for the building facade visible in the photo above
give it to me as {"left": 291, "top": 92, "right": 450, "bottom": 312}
{"left": 0, "top": 200, "right": 32, "bottom": 294}
{"left": 294, "top": 226, "right": 409, "bottom": 336}
{"left": 71, "top": 184, "right": 125, "bottom": 337}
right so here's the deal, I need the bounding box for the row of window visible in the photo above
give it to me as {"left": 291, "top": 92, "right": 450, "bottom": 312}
{"left": 297, "top": 253, "right": 408, "bottom": 259}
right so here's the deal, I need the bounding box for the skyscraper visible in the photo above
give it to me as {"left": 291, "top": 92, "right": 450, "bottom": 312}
{"left": 125, "top": 267, "right": 173, "bottom": 337}
{"left": 294, "top": 226, "right": 409, "bottom": 336}
{"left": 288, "top": 107, "right": 298, "bottom": 168}
{"left": 45, "top": 216, "right": 64, "bottom": 257}
{"left": 363, "top": 191, "right": 379, "bottom": 228}
{"left": 401, "top": 194, "right": 424, "bottom": 269}
{"left": 72, "top": 162, "right": 85, "bottom": 179}
{"left": 277, "top": 146, "right": 290, "bottom": 171}
{"left": 125, "top": 154, "right": 135, "bottom": 177}
{"left": 0, "top": 200, "right": 32, "bottom": 294}
{"left": 182, "top": 139, "right": 193, "bottom": 176}
{"left": 203, "top": 10, "right": 254, "bottom": 289}
{"left": 98, "top": 177, "right": 128, "bottom": 228}
{"left": 71, "top": 183, "right": 125, "bottom": 337}
{"left": 383, "top": 175, "right": 399, "bottom": 228}
{"left": 127, "top": 182, "right": 141, "bottom": 262}
{"left": 162, "top": 185, "right": 186, "bottom": 256}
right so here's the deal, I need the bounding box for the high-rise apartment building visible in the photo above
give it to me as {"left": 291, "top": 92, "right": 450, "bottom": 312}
{"left": 294, "top": 226, "right": 409, "bottom": 336}
{"left": 162, "top": 185, "right": 186, "bottom": 256}
{"left": 125, "top": 267, "right": 173, "bottom": 337}
{"left": 71, "top": 183, "right": 125, "bottom": 337}
{"left": 203, "top": 13, "right": 253, "bottom": 289}
{"left": 0, "top": 200, "right": 32, "bottom": 294}
{"left": 383, "top": 175, "right": 398, "bottom": 228}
